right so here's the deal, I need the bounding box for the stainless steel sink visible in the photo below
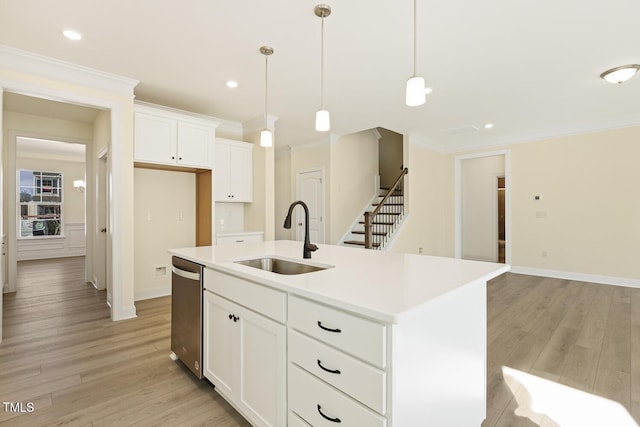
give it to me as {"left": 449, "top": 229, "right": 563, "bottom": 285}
{"left": 234, "top": 257, "right": 333, "bottom": 275}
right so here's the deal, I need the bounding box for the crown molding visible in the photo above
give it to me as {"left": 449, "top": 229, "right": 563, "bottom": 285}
{"left": 408, "top": 133, "right": 445, "bottom": 152}
{"left": 290, "top": 136, "right": 330, "bottom": 153}
{"left": 0, "top": 45, "right": 138, "bottom": 96}
{"left": 242, "top": 114, "right": 278, "bottom": 136}
{"left": 440, "top": 115, "right": 640, "bottom": 154}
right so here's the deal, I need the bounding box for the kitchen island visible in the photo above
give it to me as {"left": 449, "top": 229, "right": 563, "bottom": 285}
{"left": 169, "top": 240, "right": 509, "bottom": 427}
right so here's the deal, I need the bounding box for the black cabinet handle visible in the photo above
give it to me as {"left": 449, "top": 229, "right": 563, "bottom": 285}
{"left": 317, "top": 359, "right": 341, "bottom": 375}
{"left": 317, "top": 321, "right": 341, "bottom": 333}
{"left": 317, "top": 405, "right": 341, "bottom": 423}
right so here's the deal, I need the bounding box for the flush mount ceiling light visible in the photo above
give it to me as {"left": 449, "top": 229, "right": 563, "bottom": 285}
{"left": 62, "top": 29, "right": 82, "bottom": 41}
{"left": 315, "top": 4, "right": 331, "bottom": 132}
{"left": 600, "top": 64, "right": 640, "bottom": 84}
{"left": 406, "top": 0, "right": 430, "bottom": 106}
{"left": 225, "top": 80, "right": 238, "bottom": 88}
{"left": 260, "top": 46, "right": 274, "bottom": 148}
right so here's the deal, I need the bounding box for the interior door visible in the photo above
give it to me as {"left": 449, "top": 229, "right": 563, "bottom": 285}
{"left": 295, "top": 169, "right": 324, "bottom": 244}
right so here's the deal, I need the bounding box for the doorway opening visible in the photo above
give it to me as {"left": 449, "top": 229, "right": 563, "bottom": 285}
{"left": 455, "top": 150, "right": 510, "bottom": 264}
{"left": 497, "top": 176, "right": 506, "bottom": 264}
{"left": 295, "top": 168, "right": 325, "bottom": 244}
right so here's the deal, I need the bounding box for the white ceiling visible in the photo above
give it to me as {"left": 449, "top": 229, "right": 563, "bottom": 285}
{"left": 1, "top": 0, "right": 638, "bottom": 152}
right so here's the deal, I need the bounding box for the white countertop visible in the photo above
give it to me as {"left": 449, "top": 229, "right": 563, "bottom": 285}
{"left": 169, "top": 240, "right": 509, "bottom": 324}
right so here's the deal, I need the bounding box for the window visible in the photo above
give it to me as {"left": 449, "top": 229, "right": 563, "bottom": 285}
{"left": 18, "top": 170, "right": 63, "bottom": 238}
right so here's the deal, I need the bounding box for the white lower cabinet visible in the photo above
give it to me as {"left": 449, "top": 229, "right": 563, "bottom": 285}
{"left": 203, "top": 290, "right": 286, "bottom": 427}
{"left": 289, "top": 365, "right": 386, "bottom": 427}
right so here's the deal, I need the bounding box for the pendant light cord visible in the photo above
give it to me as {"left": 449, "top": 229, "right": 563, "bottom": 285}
{"left": 320, "top": 14, "right": 325, "bottom": 109}
{"left": 264, "top": 53, "right": 269, "bottom": 128}
{"left": 413, "top": 0, "right": 417, "bottom": 77}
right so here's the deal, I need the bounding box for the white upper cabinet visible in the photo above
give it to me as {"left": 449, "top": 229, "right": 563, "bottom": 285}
{"left": 214, "top": 138, "right": 253, "bottom": 202}
{"left": 134, "top": 103, "right": 218, "bottom": 169}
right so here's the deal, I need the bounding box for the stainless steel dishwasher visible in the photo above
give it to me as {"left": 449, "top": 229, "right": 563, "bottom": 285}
{"left": 170, "top": 256, "right": 204, "bottom": 379}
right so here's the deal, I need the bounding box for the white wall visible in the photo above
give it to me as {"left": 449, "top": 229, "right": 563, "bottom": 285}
{"left": 243, "top": 131, "right": 275, "bottom": 240}
{"left": 274, "top": 149, "right": 292, "bottom": 240}
{"left": 133, "top": 168, "right": 195, "bottom": 300}
{"left": 461, "top": 155, "right": 504, "bottom": 262}
{"left": 329, "top": 130, "right": 379, "bottom": 244}
{"left": 289, "top": 140, "right": 331, "bottom": 241}
{"left": 390, "top": 137, "right": 453, "bottom": 256}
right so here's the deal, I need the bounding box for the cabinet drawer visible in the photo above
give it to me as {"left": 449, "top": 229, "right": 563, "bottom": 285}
{"left": 289, "top": 364, "right": 386, "bottom": 427}
{"left": 289, "top": 295, "right": 386, "bottom": 368}
{"left": 289, "top": 330, "right": 386, "bottom": 415}
{"left": 216, "top": 233, "right": 263, "bottom": 246}
{"left": 204, "top": 269, "right": 286, "bottom": 323}
{"left": 288, "top": 411, "right": 312, "bottom": 427}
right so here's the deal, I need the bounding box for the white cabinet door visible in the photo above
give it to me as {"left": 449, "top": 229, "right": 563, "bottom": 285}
{"left": 203, "top": 291, "right": 236, "bottom": 398}
{"left": 214, "top": 142, "right": 230, "bottom": 201}
{"left": 214, "top": 139, "right": 253, "bottom": 202}
{"left": 204, "top": 289, "right": 286, "bottom": 427}
{"left": 177, "top": 121, "right": 214, "bottom": 168}
{"left": 238, "top": 301, "right": 286, "bottom": 427}
{"left": 134, "top": 112, "right": 177, "bottom": 165}
{"left": 228, "top": 144, "right": 253, "bottom": 202}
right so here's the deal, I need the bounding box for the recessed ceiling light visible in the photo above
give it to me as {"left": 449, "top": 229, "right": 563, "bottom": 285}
{"left": 226, "top": 80, "right": 238, "bottom": 88}
{"left": 484, "top": 123, "right": 494, "bottom": 129}
{"left": 62, "top": 29, "right": 82, "bottom": 41}
{"left": 600, "top": 64, "right": 640, "bottom": 84}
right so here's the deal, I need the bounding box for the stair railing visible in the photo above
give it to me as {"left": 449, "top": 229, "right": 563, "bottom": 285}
{"left": 364, "top": 168, "right": 408, "bottom": 249}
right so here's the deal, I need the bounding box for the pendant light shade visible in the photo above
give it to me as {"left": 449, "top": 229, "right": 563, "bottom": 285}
{"left": 406, "top": 0, "right": 427, "bottom": 107}
{"left": 259, "top": 46, "right": 274, "bottom": 147}
{"left": 406, "top": 76, "right": 426, "bottom": 106}
{"left": 315, "top": 109, "right": 330, "bottom": 132}
{"left": 315, "top": 4, "right": 331, "bottom": 132}
{"left": 260, "top": 129, "right": 273, "bottom": 147}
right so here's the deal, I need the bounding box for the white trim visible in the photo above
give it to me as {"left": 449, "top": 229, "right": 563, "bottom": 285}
{"left": 337, "top": 192, "right": 379, "bottom": 246}
{"left": 135, "top": 286, "right": 171, "bottom": 301}
{"left": 0, "top": 45, "right": 138, "bottom": 96}
{"left": 455, "top": 150, "right": 511, "bottom": 265}
{"left": 510, "top": 266, "right": 640, "bottom": 289}
{"left": 294, "top": 167, "right": 326, "bottom": 244}
{"left": 241, "top": 114, "right": 278, "bottom": 135}
{"left": 409, "top": 133, "right": 445, "bottom": 152}
{"left": 440, "top": 115, "right": 640, "bottom": 154}
{"left": 0, "top": 48, "right": 138, "bottom": 322}
{"left": 289, "top": 137, "right": 330, "bottom": 153}
{"left": 134, "top": 101, "right": 221, "bottom": 128}
{"left": 380, "top": 212, "right": 409, "bottom": 251}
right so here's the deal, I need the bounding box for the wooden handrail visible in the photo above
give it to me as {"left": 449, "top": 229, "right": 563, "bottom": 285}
{"left": 364, "top": 168, "right": 408, "bottom": 249}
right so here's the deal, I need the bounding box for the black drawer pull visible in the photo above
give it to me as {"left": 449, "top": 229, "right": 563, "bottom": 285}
{"left": 317, "top": 405, "right": 341, "bottom": 423}
{"left": 317, "top": 321, "right": 341, "bottom": 333}
{"left": 317, "top": 359, "right": 341, "bottom": 375}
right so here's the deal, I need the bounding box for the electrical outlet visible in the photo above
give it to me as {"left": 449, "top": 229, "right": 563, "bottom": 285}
{"left": 418, "top": 247, "right": 423, "bottom": 254}
{"left": 155, "top": 266, "right": 167, "bottom": 276}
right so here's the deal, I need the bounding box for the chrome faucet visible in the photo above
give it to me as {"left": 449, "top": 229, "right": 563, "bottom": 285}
{"left": 283, "top": 200, "right": 318, "bottom": 259}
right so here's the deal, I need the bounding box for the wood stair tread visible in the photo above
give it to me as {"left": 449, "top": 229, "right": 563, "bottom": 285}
{"left": 372, "top": 203, "right": 403, "bottom": 206}
{"left": 352, "top": 230, "right": 386, "bottom": 236}
{"left": 359, "top": 221, "right": 394, "bottom": 225}
{"left": 344, "top": 240, "right": 380, "bottom": 247}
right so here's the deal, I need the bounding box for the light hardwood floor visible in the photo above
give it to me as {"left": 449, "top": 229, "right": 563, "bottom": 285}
{"left": 2, "top": 258, "right": 639, "bottom": 426}
{"left": 0, "top": 257, "right": 249, "bottom": 426}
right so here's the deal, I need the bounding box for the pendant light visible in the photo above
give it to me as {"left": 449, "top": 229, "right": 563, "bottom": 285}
{"left": 315, "top": 4, "right": 331, "bottom": 132}
{"left": 260, "top": 46, "right": 274, "bottom": 147}
{"left": 406, "top": 0, "right": 427, "bottom": 106}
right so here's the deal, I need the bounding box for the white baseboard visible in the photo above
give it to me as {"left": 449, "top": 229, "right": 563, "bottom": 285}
{"left": 134, "top": 286, "right": 171, "bottom": 301}
{"left": 510, "top": 266, "right": 640, "bottom": 289}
